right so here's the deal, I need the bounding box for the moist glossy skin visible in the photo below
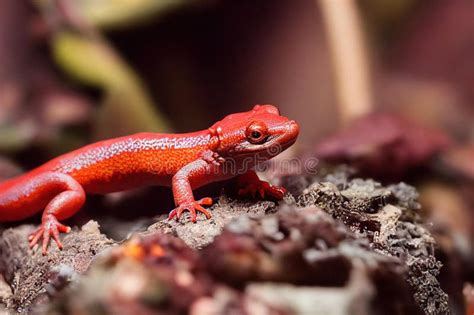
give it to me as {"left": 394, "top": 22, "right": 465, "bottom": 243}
{"left": 0, "top": 104, "right": 299, "bottom": 254}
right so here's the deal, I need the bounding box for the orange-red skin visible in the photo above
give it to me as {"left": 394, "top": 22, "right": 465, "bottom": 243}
{"left": 0, "top": 105, "right": 299, "bottom": 253}
{"left": 0, "top": 131, "right": 212, "bottom": 220}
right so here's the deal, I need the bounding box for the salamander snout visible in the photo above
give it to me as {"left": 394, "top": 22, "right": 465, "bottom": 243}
{"left": 287, "top": 120, "right": 299, "bottom": 137}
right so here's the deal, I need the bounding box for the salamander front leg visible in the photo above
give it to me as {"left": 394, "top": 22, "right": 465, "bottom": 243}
{"left": 28, "top": 174, "right": 85, "bottom": 255}
{"left": 168, "top": 197, "right": 213, "bottom": 222}
{"left": 168, "top": 157, "right": 215, "bottom": 222}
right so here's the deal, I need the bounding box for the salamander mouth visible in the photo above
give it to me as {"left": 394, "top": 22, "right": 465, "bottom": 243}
{"left": 233, "top": 132, "right": 297, "bottom": 156}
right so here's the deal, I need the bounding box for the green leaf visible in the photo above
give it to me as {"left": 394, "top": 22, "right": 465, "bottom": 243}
{"left": 53, "top": 31, "right": 171, "bottom": 138}
{"left": 76, "top": 0, "right": 190, "bottom": 29}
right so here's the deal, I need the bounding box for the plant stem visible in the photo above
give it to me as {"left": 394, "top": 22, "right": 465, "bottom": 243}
{"left": 319, "top": 0, "right": 374, "bottom": 125}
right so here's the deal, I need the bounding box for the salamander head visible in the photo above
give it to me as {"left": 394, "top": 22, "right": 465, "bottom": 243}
{"left": 209, "top": 104, "right": 299, "bottom": 159}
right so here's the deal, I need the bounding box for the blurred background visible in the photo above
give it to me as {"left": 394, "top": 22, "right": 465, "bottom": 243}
{"left": 0, "top": 0, "right": 473, "bottom": 312}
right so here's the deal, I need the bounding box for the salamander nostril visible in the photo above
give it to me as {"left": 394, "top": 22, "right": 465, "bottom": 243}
{"left": 288, "top": 121, "right": 299, "bottom": 135}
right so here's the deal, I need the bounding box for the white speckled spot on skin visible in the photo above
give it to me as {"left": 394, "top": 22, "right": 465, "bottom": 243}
{"left": 56, "top": 135, "right": 211, "bottom": 173}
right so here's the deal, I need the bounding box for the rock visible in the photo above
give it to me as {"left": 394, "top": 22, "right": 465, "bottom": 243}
{"left": 203, "top": 206, "right": 423, "bottom": 314}
{"left": 388, "top": 182, "right": 421, "bottom": 211}
{"left": 43, "top": 233, "right": 213, "bottom": 315}
{"left": 0, "top": 275, "right": 12, "bottom": 306}
{"left": 0, "top": 171, "right": 451, "bottom": 314}
{"left": 0, "top": 221, "right": 114, "bottom": 312}
{"left": 297, "top": 182, "right": 343, "bottom": 214}
{"left": 245, "top": 267, "right": 374, "bottom": 315}
{"left": 297, "top": 177, "right": 450, "bottom": 314}
{"left": 147, "top": 196, "right": 277, "bottom": 249}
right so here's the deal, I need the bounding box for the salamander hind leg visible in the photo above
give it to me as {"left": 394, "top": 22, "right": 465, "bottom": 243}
{"left": 28, "top": 173, "right": 85, "bottom": 255}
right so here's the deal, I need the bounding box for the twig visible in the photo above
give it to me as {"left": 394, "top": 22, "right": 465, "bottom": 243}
{"left": 318, "top": 0, "right": 374, "bottom": 125}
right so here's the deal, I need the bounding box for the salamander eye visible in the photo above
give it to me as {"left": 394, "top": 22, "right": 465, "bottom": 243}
{"left": 251, "top": 131, "right": 262, "bottom": 139}
{"left": 246, "top": 121, "right": 268, "bottom": 144}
